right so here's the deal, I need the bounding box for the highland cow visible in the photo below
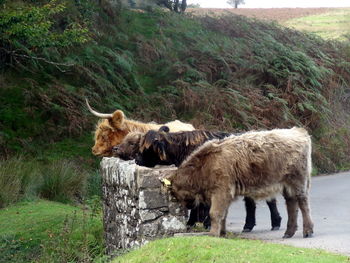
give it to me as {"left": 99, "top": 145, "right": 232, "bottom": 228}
{"left": 162, "top": 127, "right": 313, "bottom": 238}
{"left": 114, "top": 128, "right": 282, "bottom": 232}
{"left": 86, "top": 99, "right": 194, "bottom": 156}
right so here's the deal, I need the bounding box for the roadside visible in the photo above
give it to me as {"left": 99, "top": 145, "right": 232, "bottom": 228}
{"left": 227, "top": 172, "right": 350, "bottom": 256}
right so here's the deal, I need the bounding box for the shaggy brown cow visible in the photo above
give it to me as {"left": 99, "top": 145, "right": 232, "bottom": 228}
{"left": 162, "top": 127, "right": 313, "bottom": 238}
{"left": 86, "top": 99, "right": 194, "bottom": 156}
{"left": 114, "top": 128, "right": 282, "bottom": 232}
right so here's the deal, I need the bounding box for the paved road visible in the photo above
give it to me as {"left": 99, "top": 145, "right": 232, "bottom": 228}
{"left": 226, "top": 172, "right": 350, "bottom": 256}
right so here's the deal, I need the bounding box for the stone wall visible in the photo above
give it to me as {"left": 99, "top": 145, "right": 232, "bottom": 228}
{"left": 101, "top": 157, "right": 187, "bottom": 254}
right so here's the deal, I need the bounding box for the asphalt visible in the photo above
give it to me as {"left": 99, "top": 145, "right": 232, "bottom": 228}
{"left": 226, "top": 171, "right": 350, "bottom": 256}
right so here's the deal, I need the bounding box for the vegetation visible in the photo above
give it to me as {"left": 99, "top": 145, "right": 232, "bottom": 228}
{"left": 227, "top": 0, "right": 245, "bottom": 9}
{"left": 284, "top": 9, "right": 350, "bottom": 40}
{"left": 0, "top": 156, "right": 101, "bottom": 208}
{"left": 1, "top": 2, "right": 350, "bottom": 173}
{"left": 115, "top": 236, "right": 349, "bottom": 263}
{"left": 1, "top": 1, "right": 350, "bottom": 262}
{"left": 0, "top": 200, "right": 104, "bottom": 263}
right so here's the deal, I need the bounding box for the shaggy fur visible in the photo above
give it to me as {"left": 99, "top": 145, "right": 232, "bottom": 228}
{"left": 91, "top": 109, "right": 194, "bottom": 156}
{"left": 165, "top": 127, "right": 313, "bottom": 238}
{"left": 114, "top": 128, "right": 282, "bottom": 232}
{"left": 138, "top": 129, "right": 231, "bottom": 167}
{"left": 112, "top": 129, "right": 231, "bottom": 166}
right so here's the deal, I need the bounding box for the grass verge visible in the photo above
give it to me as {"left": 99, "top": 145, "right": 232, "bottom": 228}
{"left": 284, "top": 9, "right": 350, "bottom": 40}
{"left": 114, "top": 236, "right": 349, "bottom": 263}
{"left": 0, "top": 200, "right": 104, "bottom": 263}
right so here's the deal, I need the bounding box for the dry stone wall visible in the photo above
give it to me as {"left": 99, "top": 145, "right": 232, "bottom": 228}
{"left": 101, "top": 157, "right": 187, "bottom": 254}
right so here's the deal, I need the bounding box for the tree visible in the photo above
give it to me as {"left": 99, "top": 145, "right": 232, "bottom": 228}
{"left": 156, "top": 0, "right": 187, "bottom": 13}
{"left": 187, "top": 3, "right": 201, "bottom": 8}
{"left": 227, "top": 0, "right": 245, "bottom": 8}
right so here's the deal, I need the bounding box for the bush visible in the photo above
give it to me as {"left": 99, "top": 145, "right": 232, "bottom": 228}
{"left": 38, "top": 160, "right": 89, "bottom": 203}
{"left": 0, "top": 157, "right": 99, "bottom": 208}
{"left": 0, "top": 157, "right": 40, "bottom": 208}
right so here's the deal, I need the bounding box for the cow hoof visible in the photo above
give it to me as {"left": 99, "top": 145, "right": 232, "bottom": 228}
{"left": 242, "top": 228, "right": 252, "bottom": 233}
{"left": 283, "top": 232, "right": 296, "bottom": 238}
{"left": 271, "top": 226, "right": 280, "bottom": 231}
{"left": 303, "top": 231, "right": 314, "bottom": 238}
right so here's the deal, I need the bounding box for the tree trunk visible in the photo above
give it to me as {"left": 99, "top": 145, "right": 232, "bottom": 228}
{"left": 174, "top": 0, "right": 180, "bottom": 13}
{"left": 180, "top": 0, "right": 187, "bottom": 13}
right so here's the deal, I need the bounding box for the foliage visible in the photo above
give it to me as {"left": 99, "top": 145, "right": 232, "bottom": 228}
{"left": 1, "top": 4, "right": 350, "bottom": 174}
{"left": 0, "top": 0, "right": 90, "bottom": 70}
{"left": 0, "top": 156, "right": 101, "bottom": 208}
{"left": 187, "top": 3, "right": 201, "bottom": 8}
{"left": 37, "top": 160, "right": 89, "bottom": 203}
{"left": 115, "top": 236, "right": 349, "bottom": 263}
{"left": 153, "top": 0, "right": 187, "bottom": 13}
{"left": 0, "top": 157, "right": 40, "bottom": 208}
{"left": 0, "top": 200, "right": 104, "bottom": 263}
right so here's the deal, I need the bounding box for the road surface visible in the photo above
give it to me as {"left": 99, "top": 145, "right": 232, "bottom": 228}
{"left": 226, "top": 172, "right": 350, "bottom": 256}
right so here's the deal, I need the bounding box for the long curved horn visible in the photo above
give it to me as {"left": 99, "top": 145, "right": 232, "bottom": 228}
{"left": 85, "top": 98, "right": 113, "bottom": 118}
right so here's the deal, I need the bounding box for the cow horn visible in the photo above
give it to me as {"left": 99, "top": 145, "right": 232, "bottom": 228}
{"left": 85, "top": 98, "right": 113, "bottom": 118}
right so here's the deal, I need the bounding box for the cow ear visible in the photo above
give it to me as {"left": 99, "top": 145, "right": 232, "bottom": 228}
{"left": 155, "top": 141, "right": 167, "bottom": 161}
{"left": 109, "top": 110, "right": 125, "bottom": 129}
{"left": 158, "top": 126, "right": 170, "bottom": 133}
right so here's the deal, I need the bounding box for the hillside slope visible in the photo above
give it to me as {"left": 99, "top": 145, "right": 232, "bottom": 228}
{"left": 1, "top": 1, "right": 350, "bottom": 172}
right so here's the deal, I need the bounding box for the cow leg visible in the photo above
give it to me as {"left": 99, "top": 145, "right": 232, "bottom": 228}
{"left": 283, "top": 190, "right": 298, "bottom": 238}
{"left": 297, "top": 195, "right": 314, "bottom": 238}
{"left": 220, "top": 209, "right": 229, "bottom": 236}
{"left": 202, "top": 204, "right": 211, "bottom": 229}
{"left": 186, "top": 207, "right": 198, "bottom": 228}
{"left": 266, "top": 198, "right": 282, "bottom": 230}
{"left": 243, "top": 196, "right": 256, "bottom": 232}
{"left": 209, "top": 192, "right": 231, "bottom": 237}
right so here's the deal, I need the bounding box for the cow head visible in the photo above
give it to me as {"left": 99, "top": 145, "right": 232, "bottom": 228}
{"left": 161, "top": 172, "right": 199, "bottom": 210}
{"left": 87, "top": 99, "right": 129, "bottom": 156}
{"left": 140, "top": 129, "right": 168, "bottom": 162}
{"left": 112, "top": 132, "right": 143, "bottom": 160}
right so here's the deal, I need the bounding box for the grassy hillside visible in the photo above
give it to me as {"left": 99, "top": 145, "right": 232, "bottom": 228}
{"left": 284, "top": 9, "right": 350, "bottom": 40}
{"left": 115, "top": 236, "right": 349, "bottom": 263}
{"left": 1, "top": 1, "right": 350, "bottom": 174}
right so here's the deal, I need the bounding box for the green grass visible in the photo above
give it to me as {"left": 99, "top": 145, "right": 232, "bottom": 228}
{"left": 284, "top": 9, "right": 350, "bottom": 40}
{"left": 0, "top": 200, "right": 103, "bottom": 263}
{"left": 114, "top": 236, "right": 349, "bottom": 263}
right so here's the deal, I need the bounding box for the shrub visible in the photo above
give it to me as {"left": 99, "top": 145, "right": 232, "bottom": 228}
{"left": 38, "top": 160, "right": 89, "bottom": 203}
{"left": 0, "top": 157, "right": 39, "bottom": 208}
{"left": 0, "top": 157, "right": 98, "bottom": 208}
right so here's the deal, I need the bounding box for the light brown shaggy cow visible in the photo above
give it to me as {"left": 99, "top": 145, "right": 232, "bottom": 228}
{"left": 86, "top": 99, "right": 194, "bottom": 156}
{"left": 162, "top": 127, "right": 313, "bottom": 238}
